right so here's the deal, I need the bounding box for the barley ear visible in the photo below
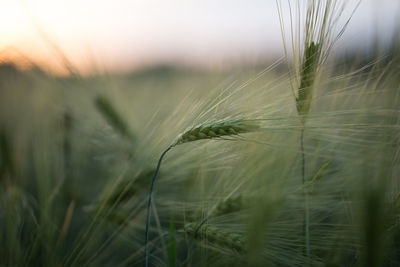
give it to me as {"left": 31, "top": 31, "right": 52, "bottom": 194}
{"left": 297, "top": 42, "right": 321, "bottom": 117}
{"left": 94, "top": 95, "right": 135, "bottom": 140}
{"left": 184, "top": 223, "right": 245, "bottom": 253}
{"left": 212, "top": 195, "right": 243, "bottom": 217}
{"left": 173, "top": 119, "right": 260, "bottom": 146}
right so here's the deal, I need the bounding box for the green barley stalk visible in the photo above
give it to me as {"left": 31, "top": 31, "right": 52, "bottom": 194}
{"left": 145, "top": 119, "right": 259, "bottom": 267}
{"left": 297, "top": 40, "right": 322, "bottom": 264}
{"left": 277, "top": 0, "right": 360, "bottom": 265}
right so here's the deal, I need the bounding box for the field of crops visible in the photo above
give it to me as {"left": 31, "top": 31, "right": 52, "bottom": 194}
{"left": 1, "top": 1, "right": 400, "bottom": 266}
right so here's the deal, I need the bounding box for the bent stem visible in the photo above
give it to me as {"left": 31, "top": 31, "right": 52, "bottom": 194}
{"left": 145, "top": 145, "right": 173, "bottom": 267}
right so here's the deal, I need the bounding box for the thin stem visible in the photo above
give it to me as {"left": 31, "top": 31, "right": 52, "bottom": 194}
{"left": 301, "top": 128, "right": 310, "bottom": 266}
{"left": 145, "top": 145, "right": 173, "bottom": 267}
{"left": 301, "top": 128, "right": 305, "bottom": 184}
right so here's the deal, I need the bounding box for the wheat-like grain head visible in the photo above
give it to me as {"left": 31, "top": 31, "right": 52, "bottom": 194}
{"left": 184, "top": 222, "right": 245, "bottom": 253}
{"left": 212, "top": 195, "right": 244, "bottom": 216}
{"left": 297, "top": 42, "right": 321, "bottom": 116}
{"left": 173, "top": 119, "right": 260, "bottom": 146}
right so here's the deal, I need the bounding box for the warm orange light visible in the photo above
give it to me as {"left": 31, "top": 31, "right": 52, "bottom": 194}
{"left": 0, "top": 0, "right": 95, "bottom": 75}
{"left": 0, "top": 0, "right": 398, "bottom": 76}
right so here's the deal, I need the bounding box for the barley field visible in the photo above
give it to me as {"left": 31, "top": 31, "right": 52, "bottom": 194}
{"left": 1, "top": 1, "right": 400, "bottom": 266}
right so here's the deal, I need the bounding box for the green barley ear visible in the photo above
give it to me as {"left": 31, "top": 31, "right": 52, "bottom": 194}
{"left": 297, "top": 42, "right": 321, "bottom": 116}
{"left": 94, "top": 95, "right": 135, "bottom": 141}
{"left": 173, "top": 119, "right": 260, "bottom": 146}
{"left": 184, "top": 222, "right": 245, "bottom": 253}
{"left": 212, "top": 195, "right": 243, "bottom": 217}
{"left": 277, "top": 0, "right": 360, "bottom": 120}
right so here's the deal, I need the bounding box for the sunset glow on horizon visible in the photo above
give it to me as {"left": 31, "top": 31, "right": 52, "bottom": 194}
{"left": 1, "top": 0, "right": 399, "bottom": 75}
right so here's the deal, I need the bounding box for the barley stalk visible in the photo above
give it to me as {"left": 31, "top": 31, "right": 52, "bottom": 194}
{"left": 277, "top": 1, "right": 360, "bottom": 265}
{"left": 145, "top": 119, "right": 259, "bottom": 267}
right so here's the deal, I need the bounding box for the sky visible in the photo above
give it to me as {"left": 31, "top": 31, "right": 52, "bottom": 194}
{"left": 0, "top": 0, "right": 399, "bottom": 75}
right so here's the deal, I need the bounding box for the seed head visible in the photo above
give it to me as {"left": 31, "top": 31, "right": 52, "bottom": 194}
{"left": 184, "top": 223, "right": 245, "bottom": 253}
{"left": 173, "top": 119, "right": 259, "bottom": 146}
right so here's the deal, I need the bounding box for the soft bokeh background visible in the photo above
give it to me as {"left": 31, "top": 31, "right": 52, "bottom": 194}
{"left": 0, "top": 0, "right": 399, "bottom": 74}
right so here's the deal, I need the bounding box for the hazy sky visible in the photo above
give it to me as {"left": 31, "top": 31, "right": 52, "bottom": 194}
{"left": 0, "top": 0, "right": 399, "bottom": 74}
